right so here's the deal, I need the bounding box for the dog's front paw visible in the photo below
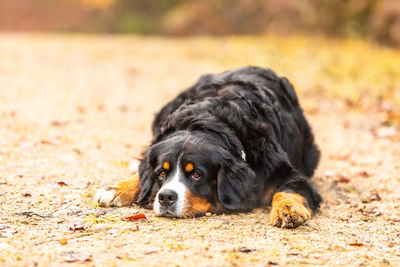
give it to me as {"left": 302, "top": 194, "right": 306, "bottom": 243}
{"left": 270, "top": 192, "right": 312, "bottom": 228}
{"left": 95, "top": 174, "right": 141, "bottom": 207}
{"left": 95, "top": 187, "right": 123, "bottom": 207}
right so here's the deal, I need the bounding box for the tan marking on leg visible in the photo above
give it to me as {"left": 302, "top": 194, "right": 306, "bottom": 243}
{"left": 111, "top": 173, "right": 141, "bottom": 206}
{"left": 270, "top": 192, "right": 312, "bottom": 228}
{"left": 184, "top": 191, "right": 213, "bottom": 216}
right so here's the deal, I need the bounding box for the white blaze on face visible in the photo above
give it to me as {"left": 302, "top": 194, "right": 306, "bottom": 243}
{"left": 153, "top": 163, "right": 187, "bottom": 217}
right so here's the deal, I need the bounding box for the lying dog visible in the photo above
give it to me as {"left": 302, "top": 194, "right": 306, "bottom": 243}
{"left": 96, "top": 66, "right": 321, "bottom": 228}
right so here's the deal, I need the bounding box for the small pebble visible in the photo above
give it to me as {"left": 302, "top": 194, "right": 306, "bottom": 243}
{"left": 364, "top": 206, "right": 375, "bottom": 213}
{"left": 59, "top": 238, "right": 68, "bottom": 245}
{"left": 361, "top": 216, "right": 370, "bottom": 222}
{"left": 390, "top": 214, "right": 400, "bottom": 222}
{"left": 380, "top": 259, "right": 390, "bottom": 265}
{"left": 361, "top": 194, "right": 371, "bottom": 203}
{"left": 324, "top": 170, "right": 336, "bottom": 178}
{"left": 205, "top": 212, "right": 212, "bottom": 217}
{"left": 370, "top": 192, "right": 381, "bottom": 201}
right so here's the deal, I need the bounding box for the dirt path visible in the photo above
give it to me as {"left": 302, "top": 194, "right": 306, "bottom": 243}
{"left": 0, "top": 34, "right": 399, "bottom": 266}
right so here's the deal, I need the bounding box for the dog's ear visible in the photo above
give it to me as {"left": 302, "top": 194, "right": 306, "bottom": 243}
{"left": 217, "top": 155, "right": 257, "bottom": 211}
{"left": 136, "top": 149, "right": 157, "bottom": 203}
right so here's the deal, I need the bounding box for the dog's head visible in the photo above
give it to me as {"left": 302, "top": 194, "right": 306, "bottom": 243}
{"left": 136, "top": 130, "right": 258, "bottom": 217}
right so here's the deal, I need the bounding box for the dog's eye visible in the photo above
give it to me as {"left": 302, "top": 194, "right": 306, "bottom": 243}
{"left": 159, "top": 171, "right": 167, "bottom": 179}
{"left": 191, "top": 172, "right": 201, "bottom": 180}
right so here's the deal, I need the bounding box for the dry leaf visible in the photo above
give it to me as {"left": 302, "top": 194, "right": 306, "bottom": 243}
{"left": 0, "top": 225, "right": 10, "bottom": 230}
{"left": 56, "top": 181, "right": 68, "bottom": 187}
{"left": 124, "top": 214, "right": 147, "bottom": 220}
{"left": 51, "top": 120, "right": 69, "bottom": 127}
{"left": 348, "top": 242, "right": 364, "bottom": 247}
{"left": 356, "top": 171, "right": 371, "bottom": 178}
{"left": 21, "top": 191, "right": 31, "bottom": 197}
{"left": 69, "top": 223, "right": 86, "bottom": 231}
{"left": 237, "top": 247, "right": 256, "bottom": 253}
{"left": 40, "top": 139, "right": 54, "bottom": 145}
{"left": 328, "top": 154, "right": 350, "bottom": 160}
{"left": 337, "top": 176, "right": 350, "bottom": 183}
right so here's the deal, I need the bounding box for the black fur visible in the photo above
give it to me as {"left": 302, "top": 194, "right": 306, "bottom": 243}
{"left": 137, "top": 66, "right": 321, "bottom": 214}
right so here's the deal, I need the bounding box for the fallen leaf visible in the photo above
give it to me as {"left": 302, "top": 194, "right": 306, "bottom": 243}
{"left": 237, "top": 247, "right": 257, "bottom": 253}
{"left": 0, "top": 224, "right": 10, "bottom": 230}
{"left": 77, "top": 106, "right": 86, "bottom": 114}
{"left": 40, "top": 139, "right": 54, "bottom": 145}
{"left": 56, "top": 181, "right": 68, "bottom": 187}
{"left": 119, "top": 104, "right": 128, "bottom": 113}
{"left": 348, "top": 242, "right": 364, "bottom": 247}
{"left": 356, "top": 171, "right": 371, "bottom": 178}
{"left": 69, "top": 223, "right": 86, "bottom": 231}
{"left": 72, "top": 148, "right": 82, "bottom": 155}
{"left": 328, "top": 154, "right": 350, "bottom": 160}
{"left": 124, "top": 214, "right": 147, "bottom": 220}
{"left": 143, "top": 249, "right": 159, "bottom": 255}
{"left": 21, "top": 191, "right": 31, "bottom": 197}
{"left": 14, "top": 211, "right": 53, "bottom": 218}
{"left": 51, "top": 120, "right": 69, "bottom": 127}
{"left": 337, "top": 176, "right": 350, "bottom": 183}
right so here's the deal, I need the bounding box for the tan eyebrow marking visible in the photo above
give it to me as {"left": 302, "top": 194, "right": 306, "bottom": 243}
{"left": 185, "top": 163, "right": 194, "bottom": 173}
{"left": 163, "top": 161, "right": 170, "bottom": 171}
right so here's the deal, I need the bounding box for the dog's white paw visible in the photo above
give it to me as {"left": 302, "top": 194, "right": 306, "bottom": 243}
{"left": 95, "top": 188, "right": 122, "bottom": 207}
{"left": 94, "top": 174, "right": 141, "bottom": 207}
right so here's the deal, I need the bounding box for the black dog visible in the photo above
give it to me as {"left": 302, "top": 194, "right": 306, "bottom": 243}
{"left": 96, "top": 66, "right": 321, "bottom": 228}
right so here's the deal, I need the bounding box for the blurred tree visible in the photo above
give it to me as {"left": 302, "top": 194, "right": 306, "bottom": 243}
{"left": 1, "top": 0, "right": 400, "bottom": 46}
{"left": 372, "top": 0, "right": 400, "bottom": 45}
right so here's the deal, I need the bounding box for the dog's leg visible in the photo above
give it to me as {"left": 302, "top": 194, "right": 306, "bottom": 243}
{"left": 269, "top": 173, "right": 321, "bottom": 228}
{"left": 95, "top": 173, "right": 141, "bottom": 207}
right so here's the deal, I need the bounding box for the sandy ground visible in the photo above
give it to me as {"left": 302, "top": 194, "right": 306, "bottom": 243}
{"left": 0, "top": 34, "right": 400, "bottom": 266}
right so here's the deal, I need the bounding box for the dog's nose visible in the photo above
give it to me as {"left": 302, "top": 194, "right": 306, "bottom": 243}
{"left": 158, "top": 190, "right": 178, "bottom": 207}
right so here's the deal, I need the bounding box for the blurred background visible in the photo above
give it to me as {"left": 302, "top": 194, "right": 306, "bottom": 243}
{"left": 1, "top": 2, "right": 400, "bottom": 266}
{"left": 1, "top": 0, "right": 400, "bottom": 46}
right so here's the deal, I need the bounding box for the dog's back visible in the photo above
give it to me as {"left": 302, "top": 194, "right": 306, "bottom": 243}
{"left": 152, "top": 66, "right": 319, "bottom": 177}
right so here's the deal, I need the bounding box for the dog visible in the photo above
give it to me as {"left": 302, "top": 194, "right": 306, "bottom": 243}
{"left": 95, "top": 66, "right": 321, "bottom": 228}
